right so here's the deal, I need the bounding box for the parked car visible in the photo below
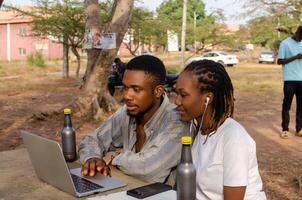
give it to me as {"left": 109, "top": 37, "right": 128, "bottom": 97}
{"left": 186, "top": 51, "right": 239, "bottom": 67}
{"left": 258, "top": 50, "right": 275, "bottom": 64}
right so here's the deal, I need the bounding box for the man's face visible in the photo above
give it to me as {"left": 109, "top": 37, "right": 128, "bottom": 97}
{"left": 297, "top": 34, "right": 302, "bottom": 41}
{"left": 122, "top": 70, "right": 158, "bottom": 117}
{"left": 294, "top": 30, "right": 302, "bottom": 41}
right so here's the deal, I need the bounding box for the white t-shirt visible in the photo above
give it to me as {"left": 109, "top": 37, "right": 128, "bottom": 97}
{"left": 191, "top": 118, "right": 266, "bottom": 200}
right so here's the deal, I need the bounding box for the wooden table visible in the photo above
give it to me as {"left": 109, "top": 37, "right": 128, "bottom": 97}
{"left": 0, "top": 148, "right": 148, "bottom": 199}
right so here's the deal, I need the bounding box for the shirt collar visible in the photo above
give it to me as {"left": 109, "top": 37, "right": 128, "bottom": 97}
{"left": 128, "top": 93, "right": 171, "bottom": 133}
{"left": 143, "top": 93, "right": 170, "bottom": 131}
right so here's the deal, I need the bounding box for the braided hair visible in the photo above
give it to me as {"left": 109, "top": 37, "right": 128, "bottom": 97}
{"left": 184, "top": 59, "right": 234, "bottom": 133}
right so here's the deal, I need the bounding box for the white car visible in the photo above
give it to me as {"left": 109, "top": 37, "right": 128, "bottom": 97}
{"left": 258, "top": 50, "right": 275, "bottom": 64}
{"left": 186, "top": 51, "right": 239, "bottom": 67}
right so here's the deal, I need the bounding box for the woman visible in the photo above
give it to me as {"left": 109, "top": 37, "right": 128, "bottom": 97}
{"left": 175, "top": 60, "right": 266, "bottom": 200}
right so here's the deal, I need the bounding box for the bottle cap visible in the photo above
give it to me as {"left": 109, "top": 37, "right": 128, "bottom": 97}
{"left": 181, "top": 136, "right": 192, "bottom": 145}
{"left": 64, "top": 108, "right": 72, "bottom": 115}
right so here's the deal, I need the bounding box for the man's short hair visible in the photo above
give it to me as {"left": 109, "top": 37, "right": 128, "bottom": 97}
{"left": 126, "top": 55, "right": 166, "bottom": 85}
{"left": 296, "top": 26, "right": 302, "bottom": 35}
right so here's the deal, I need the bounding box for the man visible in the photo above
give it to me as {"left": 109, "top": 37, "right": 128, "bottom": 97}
{"left": 278, "top": 26, "right": 302, "bottom": 138}
{"left": 108, "top": 57, "right": 126, "bottom": 96}
{"left": 79, "top": 55, "right": 189, "bottom": 184}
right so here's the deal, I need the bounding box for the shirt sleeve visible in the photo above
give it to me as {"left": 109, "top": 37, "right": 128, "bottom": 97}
{"left": 112, "top": 114, "right": 189, "bottom": 182}
{"left": 78, "top": 107, "right": 125, "bottom": 164}
{"left": 223, "top": 133, "right": 251, "bottom": 186}
{"left": 278, "top": 40, "right": 286, "bottom": 59}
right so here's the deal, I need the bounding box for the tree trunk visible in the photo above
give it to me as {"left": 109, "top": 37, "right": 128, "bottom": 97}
{"left": 124, "top": 42, "right": 140, "bottom": 56}
{"left": 63, "top": 37, "right": 69, "bottom": 78}
{"left": 71, "top": 46, "right": 81, "bottom": 78}
{"left": 73, "top": 0, "right": 134, "bottom": 120}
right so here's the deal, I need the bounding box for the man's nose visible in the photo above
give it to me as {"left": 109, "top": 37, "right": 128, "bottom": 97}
{"left": 174, "top": 94, "right": 181, "bottom": 106}
{"left": 123, "top": 89, "right": 133, "bottom": 101}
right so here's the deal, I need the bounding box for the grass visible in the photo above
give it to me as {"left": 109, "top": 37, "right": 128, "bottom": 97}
{"left": 27, "top": 52, "right": 46, "bottom": 68}
{"left": 156, "top": 52, "right": 283, "bottom": 94}
{"left": 227, "top": 62, "right": 283, "bottom": 94}
{"left": 0, "top": 57, "right": 284, "bottom": 95}
{"left": 0, "top": 60, "right": 79, "bottom": 94}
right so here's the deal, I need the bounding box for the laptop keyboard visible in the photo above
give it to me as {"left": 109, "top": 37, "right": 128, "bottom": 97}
{"left": 71, "top": 174, "right": 104, "bottom": 193}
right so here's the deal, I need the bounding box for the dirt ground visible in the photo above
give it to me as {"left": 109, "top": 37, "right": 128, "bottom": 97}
{"left": 0, "top": 61, "right": 301, "bottom": 199}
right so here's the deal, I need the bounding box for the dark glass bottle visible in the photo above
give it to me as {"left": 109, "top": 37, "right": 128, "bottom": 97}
{"left": 61, "top": 108, "right": 77, "bottom": 162}
{"left": 177, "top": 136, "right": 196, "bottom": 200}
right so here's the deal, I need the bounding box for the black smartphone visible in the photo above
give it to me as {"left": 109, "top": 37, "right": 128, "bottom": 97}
{"left": 126, "top": 182, "right": 172, "bottom": 199}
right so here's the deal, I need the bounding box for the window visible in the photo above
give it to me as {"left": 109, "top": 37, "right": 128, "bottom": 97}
{"left": 17, "top": 27, "right": 27, "bottom": 36}
{"left": 19, "top": 48, "right": 26, "bottom": 56}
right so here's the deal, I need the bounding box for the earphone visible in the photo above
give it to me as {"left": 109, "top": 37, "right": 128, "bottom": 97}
{"left": 205, "top": 97, "right": 210, "bottom": 105}
{"left": 197, "top": 96, "right": 211, "bottom": 136}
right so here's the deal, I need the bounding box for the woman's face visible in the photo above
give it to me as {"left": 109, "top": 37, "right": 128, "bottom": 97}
{"left": 175, "top": 71, "right": 211, "bottom": 122}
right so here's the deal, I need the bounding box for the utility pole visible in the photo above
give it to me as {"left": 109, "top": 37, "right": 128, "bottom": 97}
{"left": 63, "top": 0, "right": 69, "bottom": 78}
{"left": 194, "top": 11, "right": 197, "bottom": 54}
{"left": 181, "top": 0, "right": 187, "bottom": 68}
{"left": 277, "top": 16, "right": 280, "bottom": 39}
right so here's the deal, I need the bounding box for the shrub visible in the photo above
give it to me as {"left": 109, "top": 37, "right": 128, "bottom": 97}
{"left": 27, "top": 52, "right": 46, "bottom": 67}
{"left": 167, "top": 66, "right": 181, "bottom": 74}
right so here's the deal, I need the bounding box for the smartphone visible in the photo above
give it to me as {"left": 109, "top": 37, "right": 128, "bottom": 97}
{"left": 126, "top": 182, "right": 172, "bottom": 199}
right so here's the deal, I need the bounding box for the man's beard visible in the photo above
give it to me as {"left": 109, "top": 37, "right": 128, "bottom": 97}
{"left": 126, "top": 101, "right": 155, "bottom": 119}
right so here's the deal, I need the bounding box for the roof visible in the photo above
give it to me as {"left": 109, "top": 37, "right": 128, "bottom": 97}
{"left": 0, "top": 7, "right": 33, "bottom": 24}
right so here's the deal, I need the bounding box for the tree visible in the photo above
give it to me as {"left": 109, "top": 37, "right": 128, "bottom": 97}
{"left": 0, "top": 0, "right": 3, "bottom": 8}
{"left": 157, "top": 0, "right": 205, "bottom": 25}
{"left": 156, "top": 0, "right": 205, "bottom": 38}
{"left": 241, "top": 0, "right": 301, "bottom": 35}
{"left": 6, "top": 0, "right": 86, "bottom": 78}
{"left": 192, "top": 17, "right": 232, "bottom": 52}
{"left": 122, "top": 7, "right": 154, "bottom": 56}
{"left": 238, "top": 0, "right": 302, "bottom": 50}
{"left": 73, "top": 0, "right": 134, "bottom": 120}
{"left": 155, "top": 0, "right": 233, "bottom": 53}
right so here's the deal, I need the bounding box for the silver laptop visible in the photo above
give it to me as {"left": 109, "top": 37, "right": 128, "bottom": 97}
{"left": 21, "top": 131, "right": 126, "bottom": 197}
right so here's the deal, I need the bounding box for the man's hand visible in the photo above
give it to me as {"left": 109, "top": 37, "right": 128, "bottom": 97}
{"left": 296, "top": 53, "right": 302, "bottom": 59}
{"left": 81, "top": 158, "right": 110, "bottom": 177}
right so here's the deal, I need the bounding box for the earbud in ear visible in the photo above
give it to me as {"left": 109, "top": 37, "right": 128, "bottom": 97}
{"left": 205, "top": 97, "right": 210, "bottom": 105}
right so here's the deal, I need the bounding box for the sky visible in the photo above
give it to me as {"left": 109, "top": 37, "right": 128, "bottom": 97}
{"left": 5, "top": 0, "right": 247, "bottom": 24}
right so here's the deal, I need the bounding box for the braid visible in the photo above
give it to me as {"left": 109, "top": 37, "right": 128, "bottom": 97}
{"left": 184, "top": 60, "right": 234, "bottom": 133}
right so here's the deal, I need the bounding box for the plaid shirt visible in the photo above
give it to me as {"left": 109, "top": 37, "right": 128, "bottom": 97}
{"left": 78, "top": 94, "right": 190, "bottom": 183}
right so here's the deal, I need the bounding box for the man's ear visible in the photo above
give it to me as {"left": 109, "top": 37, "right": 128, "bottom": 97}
{"left": 154, "top": 85, "right": 165, "bottom": 98}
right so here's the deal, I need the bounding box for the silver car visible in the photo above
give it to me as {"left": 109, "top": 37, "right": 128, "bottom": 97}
{"left": 186, "top": 51, "right": 239, "bottom": 67}
{"left": 259, "top": 50, "right": 275, "bottom": 64}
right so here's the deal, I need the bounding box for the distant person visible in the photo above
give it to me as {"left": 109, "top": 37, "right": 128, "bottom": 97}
{"left": 107, "top": 58, "right": 126, "bottom": 96}
{"left": 79, "top": 55, "right": 189, "bottom": 184}
{"left": 277, "top": 26, "right": 302, "bottom": 138}
{"left": 175, "top": 60, "right": 266, "bottom": 199}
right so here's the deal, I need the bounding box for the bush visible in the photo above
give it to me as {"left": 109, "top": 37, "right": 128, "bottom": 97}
{"left": 27, "top": 52, "right": 46, "bottom": 67}
{"left": 167, "top": 66, "right": 181, "bottom": 74}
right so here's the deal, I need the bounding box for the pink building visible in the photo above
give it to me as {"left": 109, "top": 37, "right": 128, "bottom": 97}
{"left": 0, "top": 8, "right": 63, "bottom": 62}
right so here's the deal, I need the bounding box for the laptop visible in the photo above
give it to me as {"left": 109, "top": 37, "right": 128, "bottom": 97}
{"left": 21, "top": 131, "right": 126, "bottom": 197}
